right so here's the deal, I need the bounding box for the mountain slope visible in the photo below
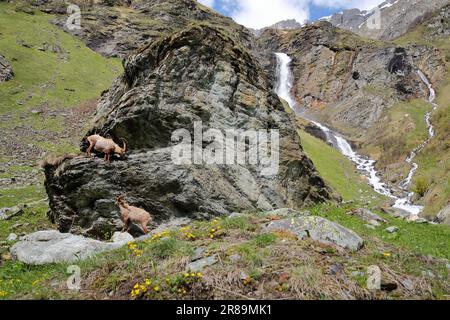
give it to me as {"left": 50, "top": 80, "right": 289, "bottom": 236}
{"left": 327, "top": 0, "right": 449, "bottom": 41}
{"left": 390, "top": 4, "right": 450, "bottom": 219}
{"left": 34, "top": 0, "right": 252, "bottom": 57}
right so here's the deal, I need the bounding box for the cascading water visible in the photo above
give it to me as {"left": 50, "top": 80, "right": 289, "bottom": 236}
{"left": 400, "top": 70, "right": 438, "bottom": 189}
{"left": 274, "top": 52, "right": 431, "bottom": 217}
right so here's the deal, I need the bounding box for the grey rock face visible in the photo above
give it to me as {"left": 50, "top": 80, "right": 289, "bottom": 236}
{"left": 425, "top": 5, "right": 450, "bottom": 40}
{"left": 0, "top": 54, "right": 14, "bottom": 82}
{"left": 265, "top": 216, "right": 364, "bottom": 251}
{"left": 43, "top": 25, "right": 336, "bottom": 238}
{"left": 10, "top": 230, "right": 122, "bottom": 265}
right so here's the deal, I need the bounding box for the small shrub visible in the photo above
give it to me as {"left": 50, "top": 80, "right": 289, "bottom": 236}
{"left": 253, "top": 233, "right": 277, "bottom": 247}
{"left": 413, "top": 177, "right": 430, "bottom": 197}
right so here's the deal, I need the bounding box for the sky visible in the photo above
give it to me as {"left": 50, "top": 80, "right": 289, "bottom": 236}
{"left": 198, "top": 0, "right": 386, "bottom": 29}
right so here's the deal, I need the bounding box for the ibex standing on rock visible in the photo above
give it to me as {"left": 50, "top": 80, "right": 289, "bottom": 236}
{"left": 86, "top": 134, "right": 128, "bottom": 162}
{"left": 116, "top": 194, "right": 152, "bottom": 234}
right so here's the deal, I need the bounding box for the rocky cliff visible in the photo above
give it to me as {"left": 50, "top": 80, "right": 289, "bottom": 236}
{"left": 43, "top": 24, "right": 336, "bottom": 238}
{"left": 256, "top": 21, "right": 446, "bottom": 132}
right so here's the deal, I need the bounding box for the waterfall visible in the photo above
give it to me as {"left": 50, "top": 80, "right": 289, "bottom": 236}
{"left": 274, "top": 52, "right": 425, "bottom": 217}
{"left": 275, "top": 53, "right": 297, "bottom": 109}
{"left": 400, "top": 70, "right": 439, "bottom": 189}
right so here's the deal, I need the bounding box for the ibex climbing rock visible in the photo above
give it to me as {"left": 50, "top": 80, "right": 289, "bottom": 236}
{"left": 116, "top": 194, "right": 152, "bottom": 234}
{"left": 86, "top": 134, "right": 127, "bottom": 162}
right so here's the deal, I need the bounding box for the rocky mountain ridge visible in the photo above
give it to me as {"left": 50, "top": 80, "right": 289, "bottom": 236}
{"left": 323, "top": 0, "right": 450, "bottom": 40}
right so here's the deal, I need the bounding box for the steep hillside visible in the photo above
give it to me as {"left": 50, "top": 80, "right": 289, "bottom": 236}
{"left": 391, "top": 5, "right": 450, "bottom": 220}
{"left": 27, "top": 0, "right": 252, "bottom": 57}
{"left": 0, "top": 2, "right": 121, "bottom": 240}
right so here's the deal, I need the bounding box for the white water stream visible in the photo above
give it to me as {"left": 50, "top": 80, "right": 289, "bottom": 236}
{"left": 275, "top": 52, "right": 437, "bottom": 218}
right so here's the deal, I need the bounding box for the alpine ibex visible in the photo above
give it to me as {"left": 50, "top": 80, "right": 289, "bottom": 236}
{"left": 116, "top": 194, "right": 152, "bottom": 234}
{"left": 86, "top": 134, "right": 128, "bottom": 162}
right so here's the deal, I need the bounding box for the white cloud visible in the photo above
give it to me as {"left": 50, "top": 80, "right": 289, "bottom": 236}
{"left": 311, "top": 0, "right": 385, "bottom": 10}
{"left": 198, "top": 0, "right": 215, "bottom": 7}
{"left": 232, "top": 0, "right": 309, "bottom": 29}
{"left": 197, "top": 0, "right": 386, "bottom": 29}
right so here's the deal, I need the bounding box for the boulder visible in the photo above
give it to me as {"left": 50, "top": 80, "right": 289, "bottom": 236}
{"left": 6, "top": 233, "right": 18, "bottom": 242}
{"left": 43, "top": 25, "right": 336, "bottom": 238}
{"left": 10, "top": 230, "right": 123, "bottom": 265}
{"left": 186, "top": 254, "right": 218, "bottom": 272}
{"left": 0, "top": 205, "right": 24, "bottom": 221}
{"left": 385, "top": 226, "right": 399, "bottom": 233}
{"left": 111, "top": 232, "right": 134, "bottom": 244}
{"left": 435, "top": 204, "right": 450, "bottom": 224}
{"left": 0, "top": 54, "right": 14, "bottom": 82}
{"left": 348, "top": 208, "right": 387, "bottom": 224}
{"left": 265, "top": 216, "right": 364, "bottom": 251}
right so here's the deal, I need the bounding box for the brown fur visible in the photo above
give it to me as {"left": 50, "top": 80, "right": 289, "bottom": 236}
{"left": 86, "top": 134, "right": 128, "bottom": 162}
{"left": 116, "top": 195, "right": 152, "bottom": 234}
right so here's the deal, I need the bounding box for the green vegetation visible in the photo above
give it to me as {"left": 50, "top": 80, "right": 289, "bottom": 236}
{"left": 311, "top": 203, "right": 450, "bottom": 259}
{"left": 360, "top": 98, "right": 431, "bottom": 182}
{"left": 0, "top": 3, "right": 121, "bottom": 213}
{"left": 392, "top": 11, "right": 450, "bottom": 218}
{"left": 1, "top": 209, "right": 448, "bottom": 300}
{"left": 299, "top": 130, "right": 386, "bottom": 205}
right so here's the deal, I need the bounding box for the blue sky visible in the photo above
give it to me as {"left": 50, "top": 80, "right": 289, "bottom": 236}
{"left": 198, "top": 0, "right": 386, "bottom": 29}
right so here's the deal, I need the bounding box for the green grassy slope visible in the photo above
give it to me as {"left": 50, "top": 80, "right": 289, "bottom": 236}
{"left": 1, "top": 207, "right": 448, "bottom": 300}
{"left": 299, "top": 130, "right": 387, "bottom": 205}
{"left": 0, "top": 3, "right": 122, "bottom": 239}
{"left": 391, "top": 13, "right": 450, "bottom": 218}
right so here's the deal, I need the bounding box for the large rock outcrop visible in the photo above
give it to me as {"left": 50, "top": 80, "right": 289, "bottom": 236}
{"left": 256, "top": 22, "right": 446, "bottom": 132}
{"left": 43, "top": 25, "right": 337, "bottom": 238}
{"left": 0, "top": 54, "right": 14, "bottom": 82}
{"left": 265, "top": 216, "right": 364, "bottom": 251}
